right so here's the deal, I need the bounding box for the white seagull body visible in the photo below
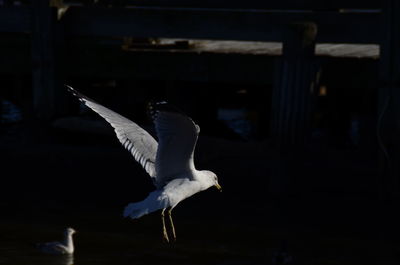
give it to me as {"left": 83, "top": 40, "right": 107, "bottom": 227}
{"left": 37, "top": 227, "right": 76, "bottom": 255}
{"left": 67, "top": 86, "right": 221, "bottom": 242}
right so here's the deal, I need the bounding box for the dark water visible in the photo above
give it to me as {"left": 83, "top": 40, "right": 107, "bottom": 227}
{"left": 0, "top": 212, "right": 269, "bottom": 265}
{"left": 3, "top": 206, "right": 400, "bottom": 265}
{"left": 1, "top": 125, "right": 399, "bottom": 265}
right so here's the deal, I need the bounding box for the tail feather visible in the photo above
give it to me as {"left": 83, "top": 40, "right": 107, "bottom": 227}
{"left": 123, "top": 191, "right": 169, "bottom": 219}
{"left": 123, "top": 202, "right": 149, "bottom": 219}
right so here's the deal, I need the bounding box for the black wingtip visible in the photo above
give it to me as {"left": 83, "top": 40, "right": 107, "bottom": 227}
{"left": 146, "top": 100, "right": 157, "bottom": 120}
{"left": 147, "top": 100, "right": 166, "bottom": 120}
{"left": 147, "top": 100, "right": 188, "bottom": 121}
{"left": 64, "top": 84, "right": 76, "bottom": 93}
{"left": 65, "top": 84, "right": 78, "bottom": 97}
{"left": 65, "top": 84, "right": 89, "bottom": 103}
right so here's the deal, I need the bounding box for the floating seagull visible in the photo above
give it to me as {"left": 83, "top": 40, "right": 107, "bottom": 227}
{"left": 67, "top": 85, "right": 222, "bottom": 242}
{"left": 36, "top": 227, "right": 76, "bottom": 255}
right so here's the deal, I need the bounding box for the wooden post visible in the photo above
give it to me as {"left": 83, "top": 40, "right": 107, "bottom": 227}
{"left": 269, "top": 22, "right": 319, "bottom": 196}
{"left": 379, "top": 0, "right": 400, "bottom": 200}
{"left": 271, "top": 22, "right": 319, "bottom": 147}
{"left": 31, "top": 0, "right": 64, "bottom": 120}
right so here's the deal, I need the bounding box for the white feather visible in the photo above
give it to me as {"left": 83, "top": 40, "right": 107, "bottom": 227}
{"left": 67, "top": 86, "right": 221, "bottom": 229}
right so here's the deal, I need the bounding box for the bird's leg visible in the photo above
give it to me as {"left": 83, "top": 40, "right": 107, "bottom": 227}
{"left": 161, "top": 209, "right": 169, "bottom": 243}
{"left": 167, "top": 208, "right": 176, "bottom": 242}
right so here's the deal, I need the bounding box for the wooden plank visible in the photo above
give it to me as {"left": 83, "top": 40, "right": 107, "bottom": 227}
{"left": 69, "top": 0, "right": 382, "bottom": 10}
{"left": 0, "top": 7, "right": 31, "bottom": 33}
{"left": 63, "top": 7, "right": 381, "bottom": 44}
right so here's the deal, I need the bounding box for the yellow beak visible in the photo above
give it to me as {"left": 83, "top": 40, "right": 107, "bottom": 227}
{"left": 215, "top": 183, "right": 222, "bottom": 192}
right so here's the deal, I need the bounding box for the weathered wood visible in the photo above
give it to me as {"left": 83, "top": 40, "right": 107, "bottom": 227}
{"left": 271, "top": 22, "right": 319, "bottom": 146}
{"left": 378, "top": 0, "right": 400, "bottom": 200}
{"left": 0, "top": 3, "right": 383, "bottom": 125}
{"left": 269, "top": 22, "right": 319, "bottom": 196}
{"left": 69, "top": 0, "right": 382, "bottom": 10}
{"left": 31, "top": 1, "right": 62, "bottom": 119}
{"left": 63, "top": 7, "right": 381, "bottom": 44}
{"left": 0, "top": 7, "right": 31, "bottom": 33}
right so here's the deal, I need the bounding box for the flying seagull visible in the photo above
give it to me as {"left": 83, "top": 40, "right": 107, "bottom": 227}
{"left": 36, "top": 227, "right": 76, "bottom": 255}
{"left": 66, "top": 85, "right": 222, "bottom": 242}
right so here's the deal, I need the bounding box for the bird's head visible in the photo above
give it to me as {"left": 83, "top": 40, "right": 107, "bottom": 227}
{"left": 65, "top": 227, "right": 76, "bottom": 236}
{"left": 203, "top": 170, "right": 222, "bottom": 192}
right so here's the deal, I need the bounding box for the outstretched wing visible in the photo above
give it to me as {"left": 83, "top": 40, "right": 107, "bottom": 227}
{"left": 148, "top": 101, "right": 200, "bottom": 187}
{"left": 66, "top": 85, "right": 158, "bottom": 181}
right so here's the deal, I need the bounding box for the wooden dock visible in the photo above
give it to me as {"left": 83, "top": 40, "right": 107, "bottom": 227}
{"left": 0, "top": 0, "right": 399, "bottom": 199}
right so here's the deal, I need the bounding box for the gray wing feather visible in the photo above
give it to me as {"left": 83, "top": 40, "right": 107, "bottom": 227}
{"left": 150, "top": 102, "right": 199, "bottom": 186}
{"left": 67, "top": 85, "right": 158, "bottom": 180}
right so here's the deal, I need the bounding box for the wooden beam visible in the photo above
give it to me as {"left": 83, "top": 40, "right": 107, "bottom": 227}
{"left": 73, "top": 0, "right": 382, "bottom": 10}
{"left": 269, "top": 22, "right": 319, "bottom": 196}
{"left": 271, "top": 22, "right": 319, "bottom": 146}
{"left": 0, "top": 7, "right": 31, "bottom": 33}
{"left": 63, "top": 7, "right": 381, "bottom": 44}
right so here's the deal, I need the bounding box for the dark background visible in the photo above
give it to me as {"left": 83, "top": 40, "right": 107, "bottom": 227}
{"left": 1, "top": 1, "right": 400, "bottom": 265}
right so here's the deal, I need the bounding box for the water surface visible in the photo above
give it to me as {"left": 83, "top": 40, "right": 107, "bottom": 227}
{"left": 0, "top": 214, "right": 268, "bottom": 265}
